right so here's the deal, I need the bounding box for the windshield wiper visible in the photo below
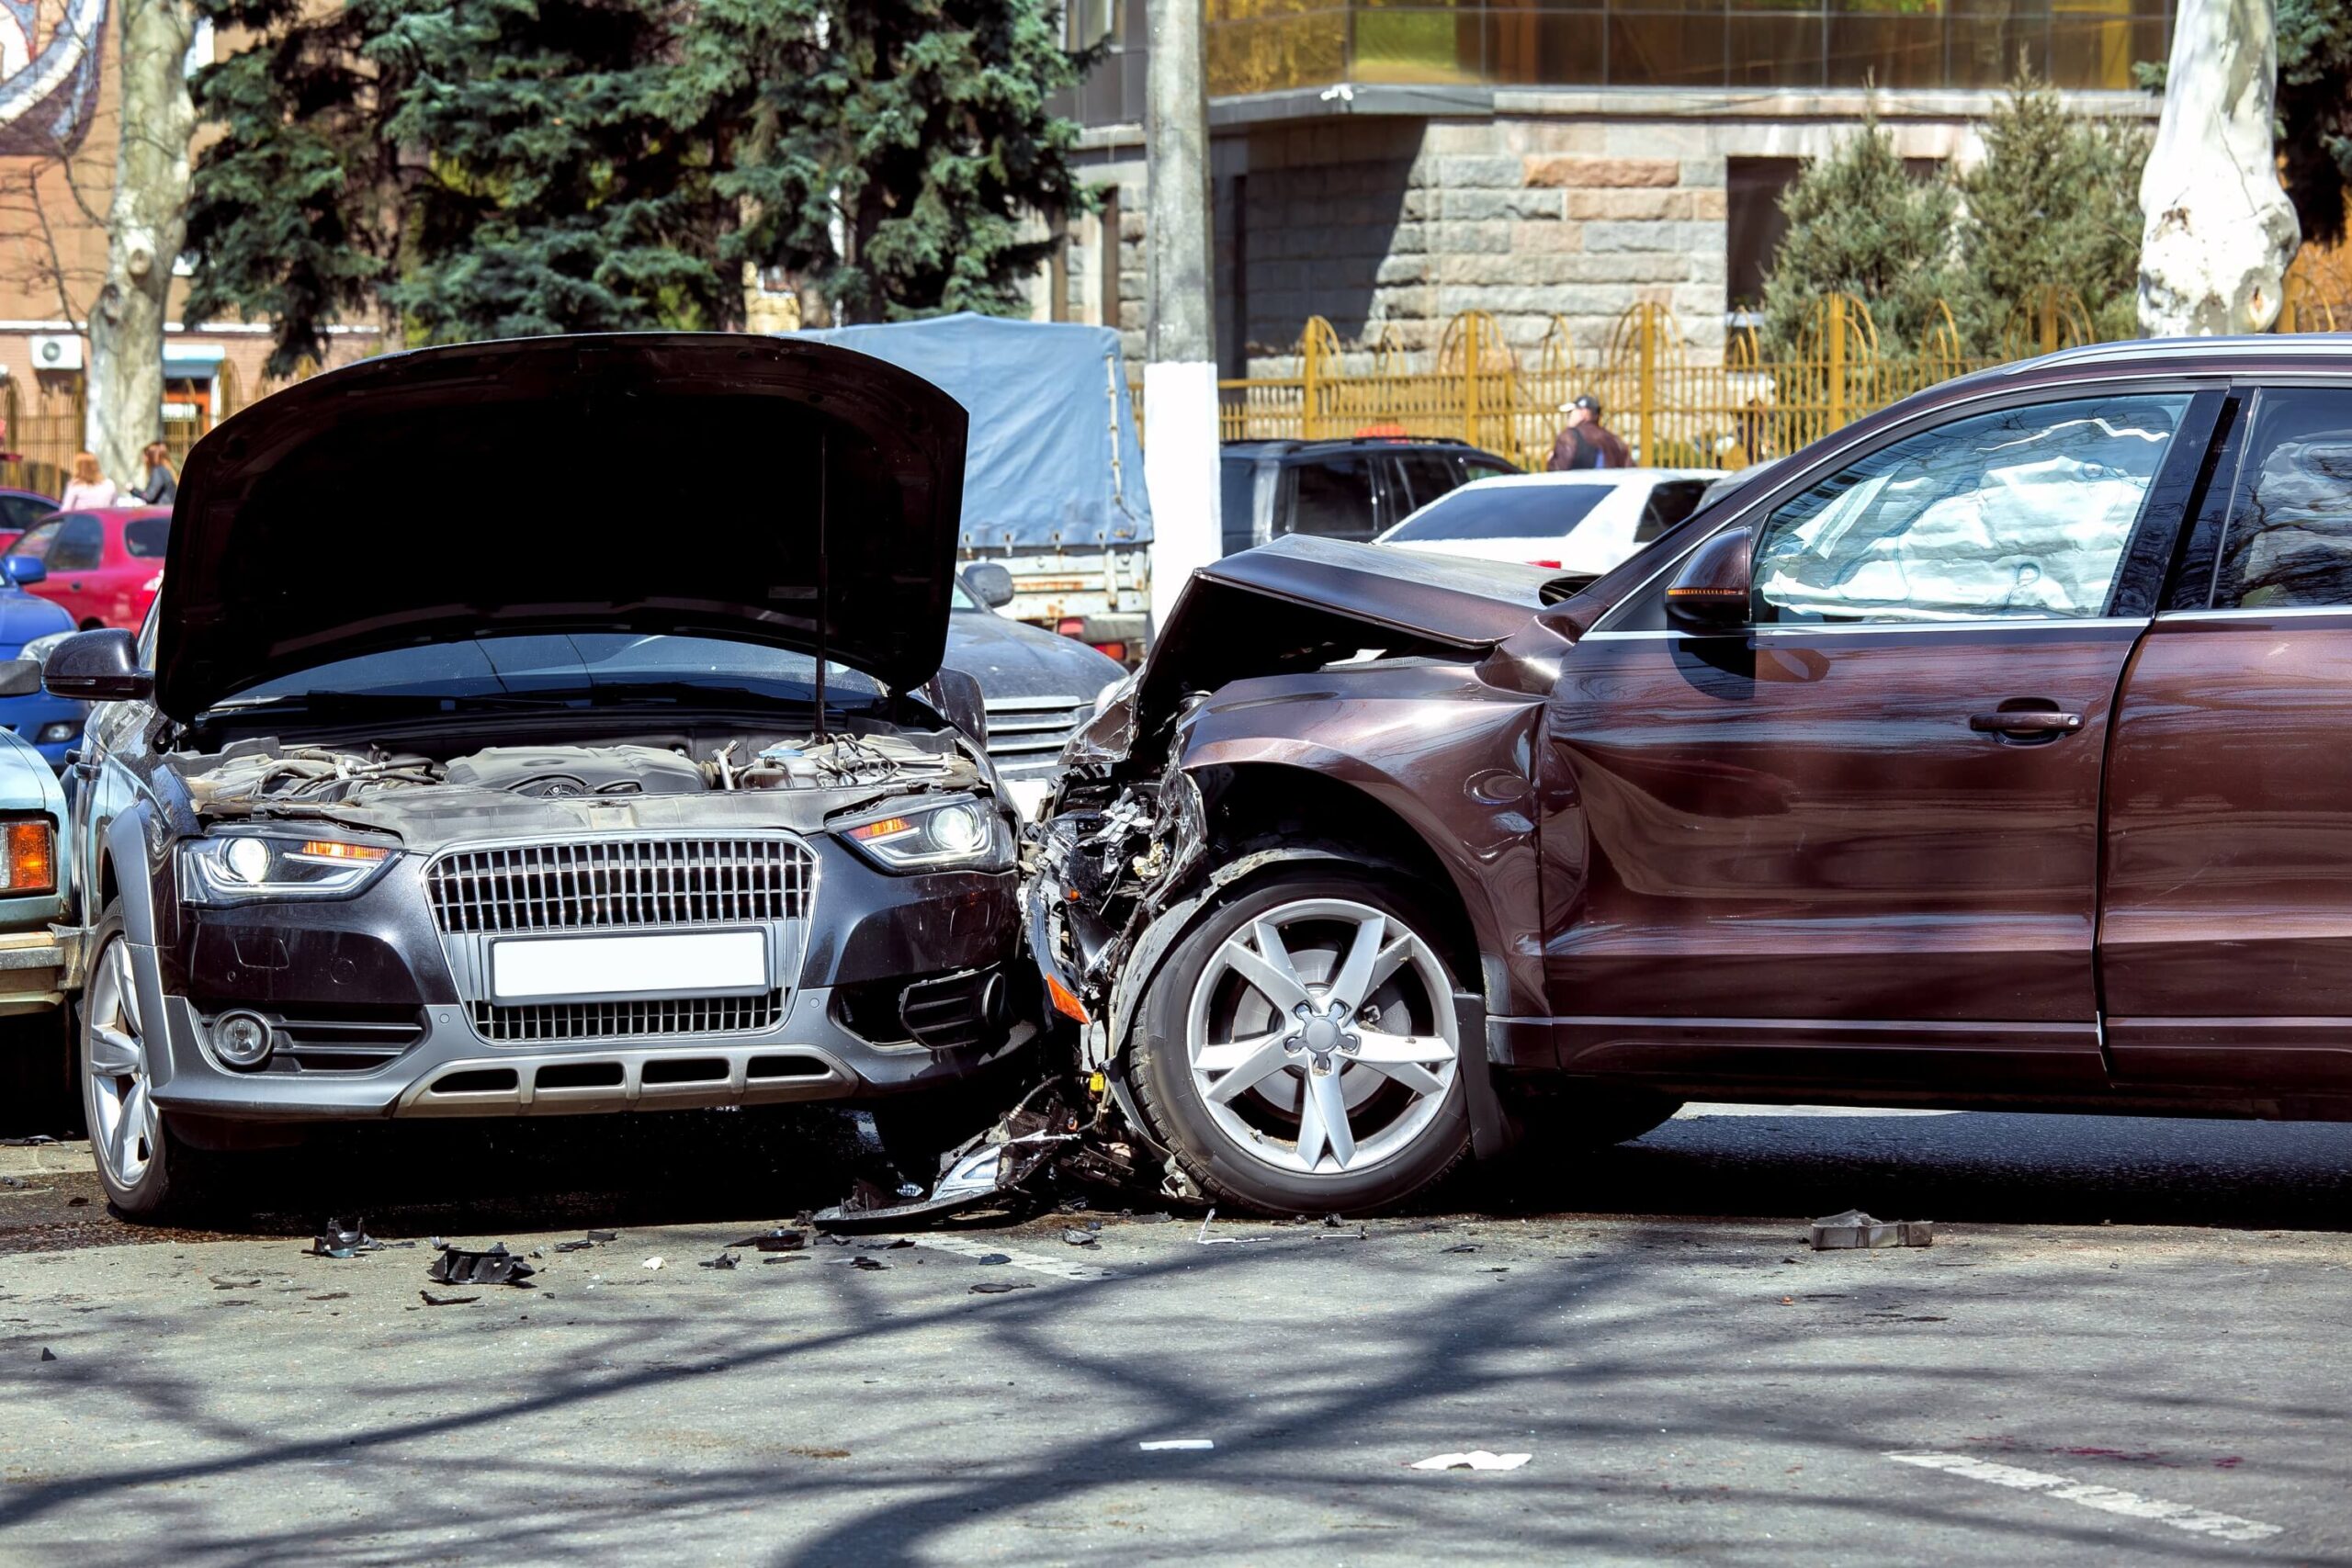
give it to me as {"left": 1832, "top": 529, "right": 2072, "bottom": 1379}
{"left": 205, "top": 690, "right": 588, "bottom": 717}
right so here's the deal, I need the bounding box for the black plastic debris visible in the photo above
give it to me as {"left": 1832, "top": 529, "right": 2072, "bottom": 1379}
{"left": 586, "top": 1229, "right": 617, "bottom": 1244}
{"left": 849, "top": 1256, "right": 888, "bottom": 1271}
{"left": 311, "top": 1217, "right": 384, "bottom": 1259}
{"left": 66, "top": 1196, "right": 88, "bottom": 1208}
{"left": 1809, "top": 1210, "right": 1934, "bottom": 1250}
{"left": 553, "top": 1240, "right": 595, "bottom": 1254}
{"left": 761, "top": 1256, "right": 808, "bottom": 1265}
{"left": 428, "top": 1242, "right": 537, "bottom": 1287}
{"left": 970, "top": 1280, "right": 1035, "bottom": 1294}
{"left": 727, "top": 1227, "right": 808, "bottom": 1253}
{"left": 0, "top": 1134, "right": 58, "bottom": 1146}
{"left": 698, "top": 1253, "right": 741, "bottom": 1271}
{"left": 419, "top": 1290, "right": 480, "bottom": 1306}
{"left": 884, "top": 1237, "right": 915, "bottom": 1249}
{"left": 38, "top": 1347, "right": 55, "bottom": 1361}
{"left": 974, "top": 1253, "right": 1012, "bottom": 1266}
{"left": 1443, "top": 1243, "right": 1480, "bottom": 1255}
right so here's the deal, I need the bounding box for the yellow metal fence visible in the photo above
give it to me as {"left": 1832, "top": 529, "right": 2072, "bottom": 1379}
{"left": 1210, "top": 286, "right": 2349, "bottom": 473}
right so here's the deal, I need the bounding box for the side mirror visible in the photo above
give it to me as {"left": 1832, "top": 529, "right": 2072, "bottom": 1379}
{"left": 922, "top": 666, "right": 989, "bottom": 748}
{"left": 965, "top": 562, "right": 1015, "bottom": 610}
{"left": 42, "top": 627, "right": 153, "bottom": 703}
{"left": 5, "top": 555, "right": 47, "bottom": 586}
{"left": 1663, "top": 525, "right": 1753, "bottom": 634}
{"left": 0, "top": 659, "right": 38, "bottom": 698}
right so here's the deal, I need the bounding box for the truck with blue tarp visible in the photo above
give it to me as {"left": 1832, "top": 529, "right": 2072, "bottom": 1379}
{"left": 797, "top": 313, "right": 1154, "bottom": 659}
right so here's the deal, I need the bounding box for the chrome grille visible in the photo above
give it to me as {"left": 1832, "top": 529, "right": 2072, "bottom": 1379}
{"left": 983, "top": 694, "right": 1088, "bottom": 778}
{"left": 425, "top": 838, "right": 812, "bottom": 935}
{"left": 469, "top": 991, "right": 787, "bottom": 1043}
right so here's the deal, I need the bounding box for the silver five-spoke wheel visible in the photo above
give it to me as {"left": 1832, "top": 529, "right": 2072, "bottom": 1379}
{"left": 1184, "top": 897, "right": 1458, "bottom": 1178}
{"left": 85, "top": 935, "right": 160, "bottom": 1193}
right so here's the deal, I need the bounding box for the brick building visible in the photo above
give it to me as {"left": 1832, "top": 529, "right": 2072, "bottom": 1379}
{"left": 0, "top": 3, "right": 381, "bottom": 491}
{"left": 1039, "top": 0, "right": 2168, "bottom": 372}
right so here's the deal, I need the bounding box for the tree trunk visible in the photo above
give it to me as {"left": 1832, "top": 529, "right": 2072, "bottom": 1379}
{"left": 2137, "top": 0, "right": 2299, "bottom": 335}
{"left": 85, "top": 0, "right": 196, "bottom": 488}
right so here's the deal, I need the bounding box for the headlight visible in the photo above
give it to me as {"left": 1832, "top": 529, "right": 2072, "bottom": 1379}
{"left": 839, "top": 798, "right": 1012, "bottom": 872}
{"left": 178, "top": 832, "right": 397, "bottom": 905}
{"left": 18, "top": 631, "right": 70, "bottom": 668}
{"left": 1092, "top": 673, "right": 1133, "bottom": 717}
{"left": 34, "top": 721, "right": 77, "bottom": 744}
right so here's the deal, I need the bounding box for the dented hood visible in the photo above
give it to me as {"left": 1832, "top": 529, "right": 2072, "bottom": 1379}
{"left": 159, "top": 333, "right": 968, "bottom": 720}
{"left": 1117, "top": 536, "right": 1559, "bottom": 736}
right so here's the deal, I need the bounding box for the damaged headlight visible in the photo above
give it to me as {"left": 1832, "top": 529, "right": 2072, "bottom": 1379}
{"left": 838, "top": 797, "right": 1012, "bottom": 873}
{"left": 177, "top": 831, "right": 398, "bottom": 906}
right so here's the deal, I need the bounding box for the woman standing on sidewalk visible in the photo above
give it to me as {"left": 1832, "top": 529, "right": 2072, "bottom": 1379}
{"left": 132, "top": 443, "right": 176, "bottom": 506}
{"left": 58, "top": 452, "right": 118, "bottom": 510}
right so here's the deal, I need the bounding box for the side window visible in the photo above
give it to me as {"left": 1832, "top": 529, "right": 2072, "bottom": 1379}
{"left": 124, "top": 517, "right": 170, "bottom": 558}
{"left": 1753, "top": 394, "right": 2190, "bottom": 624}
{"left": 1462, "top": 457, "right": 1517, "bottom": 482}
{"left": 49, "top": 514, "right": 103, "bottom": 572}
{"left": 2211, "top": 389, "right": 2352, "bottom": 610}
{"left": 1284, "top": 456, "right": 1379, "bottom": 539}
{"left": 0, "top": 497, "right": 51, "bottom": 531}
{"left": 1635, "top": 479, "right": 1710, "bottom": 545}
{"left": 9, "top": 517, "right": 61, "bottom": 562}
{"left": 1392, "top": 452, "right": 1463, "bottom": 512}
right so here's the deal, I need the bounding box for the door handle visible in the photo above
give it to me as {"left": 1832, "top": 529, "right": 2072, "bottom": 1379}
{"left": 1969, "top": 709, "right": 2082, "bottom": 737}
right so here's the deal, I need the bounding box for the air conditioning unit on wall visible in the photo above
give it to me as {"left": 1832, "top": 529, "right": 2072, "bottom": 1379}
{"left": 28, "top": 334, "right": 84, "bottom": 372}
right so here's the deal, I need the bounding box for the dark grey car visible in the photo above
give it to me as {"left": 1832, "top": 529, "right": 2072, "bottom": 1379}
{"left": 945, "top": 565, "right": 1126, "bottom": 806}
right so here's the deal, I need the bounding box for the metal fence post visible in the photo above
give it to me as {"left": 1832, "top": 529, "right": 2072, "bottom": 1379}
{"left": 1636, "top": 304, "right": 1657, "bottom": 465}
{"left": 1826, "top": 295, "right": 1848, "bottom": 434}
{"left": 1302, "top": 321, "right": 1323, "bottom": 441}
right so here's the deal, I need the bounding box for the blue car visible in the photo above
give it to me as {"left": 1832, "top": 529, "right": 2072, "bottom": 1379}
{"left": 0, "top": 559, "right": 85, "bottom": 769}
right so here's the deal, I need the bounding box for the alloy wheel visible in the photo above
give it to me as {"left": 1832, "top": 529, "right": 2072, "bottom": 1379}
{"left": 1183, "top": 897, "right": 1458, "bottom": 1177}
{"left": 85, "top": 937, "right": 159, "bottom": 1191}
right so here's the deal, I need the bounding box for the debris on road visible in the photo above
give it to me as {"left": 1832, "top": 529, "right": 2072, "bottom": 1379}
{"left": 849, "top": 1256, "right": 888, "bottom": 1271}
{"left": 1410, "top": 1450, "right": 1532, "bottom": 1472}
{"left": 698, "top": 1253, "right": 741, "bottom": 1271}
{"left": 1443, "top": 1243, "right": 1480, "bottom": 1255}
{"left": 641, "top": 1258, "right": 664, "bottom": 1270}
{"left": 553, "top": 1240, "right": 595, "bottom": 1254}
{"left": 427, "top": 1243, "right": 537, "bottom": 1287}
{"left": 969, "top": 1280, "right": 1035, "bottom": 1294}
{"left": 310, "top": 1217, "right": 383, "bottom": 1258}
{"left": 814, "top": 1086, "right": 1141, "bottom": 1233}
{"left": 38, "top": 1347, "right": 55, "bottom": 1361}
{"left": 1194, "top": 1208, "right": 1277, "bottom": 1246}
{"left": 209, "top": 1275, "right": 261, "bottom": 1290}
{"left": 974, "top": 1253, "right": 1012, "bottom": 1265}
{"left": 727, "top": 1227, "right": 808, "bottom": 1253}
{"left": 586, "top": 1230, "right": 617, "bottom": 1243}
{"left": 1810, "top": 1210, "right": 1934, "bottom": 1249}
{"left": 1062, "top": 1227, "right": 1100, "bottom": 1248}
{"left": 1139, "top": 1439, "right": 1215, "bottom": 1451}
{"left": 419, "top": 1291, "right": 480, "bottom": 1307}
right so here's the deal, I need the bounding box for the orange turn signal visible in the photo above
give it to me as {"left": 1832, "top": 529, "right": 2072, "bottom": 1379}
{"left": 847, "top": 817, "right": 915, "bottom": 842}
{"left": 296, "top": 840, "right": 389, "bottom": 862}
{"left": 5, "top": 821, "right": 54, "bottom": 894}
{"left": 1045, "top": 973, "right": 1090, "bottom": 1023}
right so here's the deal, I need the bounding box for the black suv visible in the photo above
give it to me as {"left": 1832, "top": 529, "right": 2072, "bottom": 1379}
{"left": 1219, "top": 438, "right": 1519, "bottom": 556}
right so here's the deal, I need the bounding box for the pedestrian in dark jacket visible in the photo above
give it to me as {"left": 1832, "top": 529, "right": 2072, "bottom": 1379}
{"left": 134, "top": 443, "right": 176, "bottom": 506}
{"left": 1547, "top": 394, "right": 1632, "bottom": 470}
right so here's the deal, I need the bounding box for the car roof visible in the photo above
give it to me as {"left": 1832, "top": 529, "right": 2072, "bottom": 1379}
{"left": 1452, "top": 468, "right": 1724, "bottom": 489}
{"left": 1222, "top": 437, "right": 1499, "bottom": 459}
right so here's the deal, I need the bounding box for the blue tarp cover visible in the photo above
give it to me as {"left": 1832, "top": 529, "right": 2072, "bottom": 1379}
{"left": 799, "top": 312, "right": 1153, "bottom": 548}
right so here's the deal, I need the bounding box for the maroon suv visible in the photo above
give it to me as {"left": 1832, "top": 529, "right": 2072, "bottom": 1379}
{"left": 1035, "top": 336, "right": 2352, "bottom": 1213}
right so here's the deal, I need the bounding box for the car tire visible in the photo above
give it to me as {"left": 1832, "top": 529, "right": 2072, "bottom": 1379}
{"left": 80, "top": 906, "right": 219, "bottom": 1221}
{"left": 1126, "top": 872, "right": 1473, "bottom": 1216}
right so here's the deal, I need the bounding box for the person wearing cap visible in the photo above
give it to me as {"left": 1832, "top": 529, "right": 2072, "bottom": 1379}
{"left": 1549, "top": 394, "right": 1631, "bottom": 471}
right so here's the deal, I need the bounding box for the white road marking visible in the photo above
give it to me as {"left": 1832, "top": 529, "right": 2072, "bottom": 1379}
{"left": 917, "top": 1233, "right": 1118, "bottom": 1281}
{"left": 1885, "top": 1451, "right": 2283, "bottom": 1543}
{"left": 1139, "top": 1439, "right": 1215, "bottom": 1451}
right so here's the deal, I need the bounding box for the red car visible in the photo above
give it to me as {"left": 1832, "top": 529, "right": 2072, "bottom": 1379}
{"left": 3, "top": 507, "right": 168, "bottom": 630}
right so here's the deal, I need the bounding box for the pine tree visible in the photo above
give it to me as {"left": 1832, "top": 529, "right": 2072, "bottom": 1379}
{"left": 1758, "top": 114, "right": 1963, "bottom": 358}
{"left": 2276, "top": 0, "right": 2352, "bottom": 245}
{"left": 1953, "top": 76, "right": 2149, "bottom": 351}
{"left": 183, "top": 0, "right": 1091, "bottom": 369}
{"left": 697, "top": 0, "right": 1095, "bottom": 323}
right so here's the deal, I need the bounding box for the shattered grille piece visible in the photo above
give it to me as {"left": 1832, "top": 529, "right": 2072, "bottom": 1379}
{"left": 425, "top": 837, "right": 813, "bottom": 935}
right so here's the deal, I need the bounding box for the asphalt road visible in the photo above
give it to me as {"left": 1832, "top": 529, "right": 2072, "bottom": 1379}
{"left": 2, "top": 1107, "right": 2348, "bottom": 1565}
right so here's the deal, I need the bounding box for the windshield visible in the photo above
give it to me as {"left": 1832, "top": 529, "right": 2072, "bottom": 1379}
{"left": 214, "top": 633, "right": 887, "bottom": 712}
{"left": 949, "top": 580, "right": 977, "bottom": 610}
{"left": 1384, "top": 482, "right": 1613, "bottom": 543}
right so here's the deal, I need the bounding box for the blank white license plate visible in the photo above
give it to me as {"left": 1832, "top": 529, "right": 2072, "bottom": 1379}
{"left": 490, "top": 930, "right": 770, "bottom": 1002}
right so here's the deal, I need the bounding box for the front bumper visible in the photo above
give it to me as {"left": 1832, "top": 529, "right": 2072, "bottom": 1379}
{"left": 141, "top": 834, "right": 1031, "bottom": 1122}
{"left": 146, "top": 981, "right": 1034, "bottom": 1120}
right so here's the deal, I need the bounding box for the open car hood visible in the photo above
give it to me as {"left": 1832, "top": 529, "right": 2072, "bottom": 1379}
{"left": 159, "top": 333, "right": 967, "bottom": 721}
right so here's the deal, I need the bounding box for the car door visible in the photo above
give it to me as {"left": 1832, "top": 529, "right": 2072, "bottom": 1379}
{"left": 1541, "top": 387, "right": 2219, "bottom": 1093}
{"left": 1390, "top": 449, "right": 1464, "bottom": 517}
{"left": 2101, "top": 383, "right": 2352, "bottom": 1094}
{"left": 40, "top": 513, "right": 106, "bottom": 626}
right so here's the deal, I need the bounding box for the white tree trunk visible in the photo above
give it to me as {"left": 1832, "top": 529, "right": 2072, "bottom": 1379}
{"left": 85, "top": 0, "right": 195, "bottom": 487}
{"left": 2137, "top": 0, "right": 2299, "bottom": 335}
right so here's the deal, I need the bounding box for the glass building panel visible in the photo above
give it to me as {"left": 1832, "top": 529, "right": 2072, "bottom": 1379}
{"left": 1494, "top": 7, "right": 1607, "bottom": 81}
{"left": 1728, "top": 13, "right": 1821, "bottom": 83}
{"left": 1826, "top": 13, "right": 1950, "bottom": 86}
{"left": 1607, "top": 11, "right": 1732, "bottom": 83}
{"left": 2050, "top": 5, "right": 2161, "bottom": 86}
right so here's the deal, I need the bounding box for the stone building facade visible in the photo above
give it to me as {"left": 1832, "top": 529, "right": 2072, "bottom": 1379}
{"left": 1042, "top": 12, "right": 2167, "bottom": 376}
